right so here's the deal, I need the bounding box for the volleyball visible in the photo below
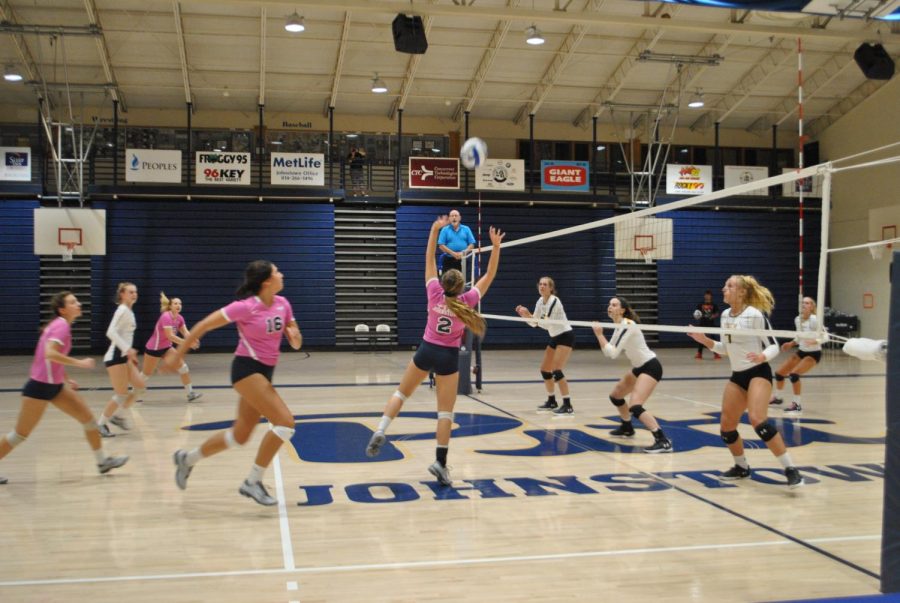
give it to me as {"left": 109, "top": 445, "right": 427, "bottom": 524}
{"left": 460, "top": 137, "right": 487, "bottom": 169}
{"left": 693, "top": 309, "right": 702, "bottom": 320}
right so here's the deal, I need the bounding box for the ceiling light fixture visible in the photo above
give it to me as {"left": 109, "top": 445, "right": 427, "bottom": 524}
{"left": 687, "top": 90, "right": 705, "bottom": 108}
{"left": 284, "top": 12, "right": 305, "bottom": 33}
{"left": 3, "top": 65, "right": 23, "bottom": 82}
{"left": 371, "top": 73, "right": 387, "bottom": 94}
{"left": 639, "top": 50, "right": 722, "bottom": 66}
{"left": 525, "top": 24, "right": 544, "bottom": 45}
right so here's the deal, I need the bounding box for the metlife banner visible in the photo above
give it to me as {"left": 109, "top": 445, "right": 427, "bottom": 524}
{"left": 195, "top": 152, "right": 251, "bottom": 185}
{"left": 271, "top": 153, "right": 325, "bottom": 186}
{"left": 125, "top": 149, "right": 182, "bottom": 183}
{"left": 1, "top": 147, "right": 31, "bottom": 181}
{"left": 475, "top": 159, "right": 525, "bottom": 191}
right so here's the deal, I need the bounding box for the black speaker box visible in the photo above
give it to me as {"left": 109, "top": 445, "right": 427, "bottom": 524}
{"left": 853, "top": 43, "right": 895, "bottom": 81}
{"left": 392, "top": 14, "right": 428, "bottom": 55}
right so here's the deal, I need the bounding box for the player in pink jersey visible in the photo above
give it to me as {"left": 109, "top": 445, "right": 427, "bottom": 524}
{"left": 169, "top": 260, "right": 302, "bottom": 506}
{"left": 366, "top": 216, "right": 504, "bottom": 486}
{"left": 0, "top": 291, "right": 128, "bottom": 484}
{"left": 139, "top": 292, "right": 202, "bottom": 402}
{"left": 97, "top": 282, "right": 146, "bottom": 436}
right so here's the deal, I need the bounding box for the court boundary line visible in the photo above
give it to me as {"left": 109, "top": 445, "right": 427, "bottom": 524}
{"left": 0, "top": 534, "right": 880, "bottom": 588}
{"left": 466, "top": 392, "right": 882, "bottom": 582}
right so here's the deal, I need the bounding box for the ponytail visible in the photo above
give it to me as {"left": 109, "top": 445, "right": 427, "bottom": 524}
{"left": 440, "top": 269, "right": 486, "bottom": 337}
{"left": 236, "top": 260, "right": 274, "bottom": 298}
{"left": 616, "top": 295, "right": 641, "bottom": 323}
{"left": 734, "top": 275, "right": 775, "bottom": 316}
{"left": 159, "top": 291, "right": 171, "bottom": 313}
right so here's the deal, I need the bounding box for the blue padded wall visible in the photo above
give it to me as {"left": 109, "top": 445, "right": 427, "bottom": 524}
{"left": 397, "top": 206, "right": 617, "bottom": 347}
{"left": 657, "top": 208, "right": 821, "bottom": 343}
{"left": 0, "top": 200, "right": 40, "bottom": 351}
{"left": 90, "top": 200, "right": 335, "bottom": 352}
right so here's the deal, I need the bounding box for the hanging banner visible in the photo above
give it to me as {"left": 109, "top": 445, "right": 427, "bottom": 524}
{"left": 724, "top": 165, "right": 769, "bottom": 196}
{"left": 125, "top": 148, "right": 182, "bottom": 183}
{"left": 1, "top": 147, "right": 31, "bottom": 181}
{"left": 541, "top": 160, "right": 589, "bottom": 192}
{"left": 408, "top": 157, "right": 459, "bottom": 189}
{"left": 475, "top": 159, "right": 525, "bottom": 191}
{"left": 781, "top": 167, "right": 822, "bottom": 197}
{"left": 271, "top": 153, "right": 325, "bottom": 186}
{"left": 666, "top": 164, "right": 712, "bottom": 195}
{"left": 195, "top": 151, "right": 251, "bottom": 185}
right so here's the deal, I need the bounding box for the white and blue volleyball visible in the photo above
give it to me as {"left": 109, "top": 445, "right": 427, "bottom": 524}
{"left": 460, "top": 137, "right": 488, "bottom": 169}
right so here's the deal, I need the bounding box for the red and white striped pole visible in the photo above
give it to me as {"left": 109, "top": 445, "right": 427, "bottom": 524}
{"left": 797, "top": 37, "right": 805, "bottom": 314}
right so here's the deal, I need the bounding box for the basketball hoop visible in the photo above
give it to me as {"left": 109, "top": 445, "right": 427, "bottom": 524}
{"left": 62, "top": 243, "right": 76, "bottom": 262}
{"left": 869, "top": 244, "right": 885, "bottom": 260}
{"left": 638, "top": 248, "right": 653, "bottom": 264}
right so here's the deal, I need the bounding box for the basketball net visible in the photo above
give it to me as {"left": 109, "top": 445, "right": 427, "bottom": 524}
{"left": 639, "top": 248, "right": 654, "bottom": 265}
{"left": 62, "top": 243, "right": 75, "bottom": 262}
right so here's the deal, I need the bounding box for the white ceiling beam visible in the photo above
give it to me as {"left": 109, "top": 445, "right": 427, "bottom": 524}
{"left": 689, "top": 39, "right": 795, "bottom": 131}
{"left": 0, "top": 0, "right": 50, "bottom": 106}
{"left": 325, "top": 12, "right": 352, "bottom": 115}
{"left": 82, "top": 0, "right": 126, "bottom": 110}
{"left": 178, "top": 0, "right": 890, "bottom": 43}
{"left": 451, "top": 0, "right": 519, "bottom": 122}
{"left": 514, "top": 23, "right": 589, "bottom": 125}
{"left": 806, "top": 78, "right": 886, "bottom": 138}
{"left": 258, "top": 6, "right": 266, "bottom": 106}
{"left": 172, "top": 1, "right": 193, "bottom": 106}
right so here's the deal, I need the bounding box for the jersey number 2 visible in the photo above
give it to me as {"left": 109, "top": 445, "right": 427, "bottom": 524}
{"left": 436, "top": 316, "right": 453, "bottom": 335}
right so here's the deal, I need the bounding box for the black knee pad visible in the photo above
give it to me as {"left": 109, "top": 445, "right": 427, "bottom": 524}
{"left": 540, "top": 370, "right": 553, "bottom": 381}
{"left": 552, "top": 369, "right": 565, "bottom": 382}
{"left": 754, "top": 421, "right": 778, "bottom": 442}
{"left": 609, "top": 396, "right": 626, "bottom": 407}
{"left": 774, "top": 374, "right": 785, "bottom": 382}
{"left": 789, "top": 373, "right": 800, "bottom": 384}
{"left": 721, "top": 430, "right": 740, "bottom": 444}
{"left": 630, "top": 404, "right": 646, "bottom": 419}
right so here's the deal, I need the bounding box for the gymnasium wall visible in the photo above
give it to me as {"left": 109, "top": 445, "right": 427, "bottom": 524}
{"left": 88, "top": 200, "right": 335, "bottom": 351}
{"left": 0, "top": 200, "right": 41, "bottom": 351}
{"left": 819, "top": 75, "right": 900, "bottom": 339}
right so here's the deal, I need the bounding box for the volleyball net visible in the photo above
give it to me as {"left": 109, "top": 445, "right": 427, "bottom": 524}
{"left": 465, "top": 142, "right": 900, "bottom": 361}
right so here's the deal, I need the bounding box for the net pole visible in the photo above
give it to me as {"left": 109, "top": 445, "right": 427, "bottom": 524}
{"left": 797, "top": 37, "right": 806, "bottom": 314}
{"left": 474, "top": 192, "right": 483, "bottom": 391}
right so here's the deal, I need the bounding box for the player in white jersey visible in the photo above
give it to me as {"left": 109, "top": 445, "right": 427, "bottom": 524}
{"left": 98, "top": 282, "right": 146, "bottom": 437}
{"left": 169, "top": 260, "right": 303, "bottom": 507}
{"left": 592, "top": 296, "right": 672, "bottom": 453}
{"left": 770, "top": 296, "right": 823, "bottom": 414}
{"left": 139, "top": 292, "right": 202, "bottom": 402}
{"left": 516, "top": 276, "right": 576, "bottom": 416}
{"left": 0, "top": 291, "right": 128, "bottom": 483}
{"left": 689, "top": 275, "right": 804, "bottom": 489}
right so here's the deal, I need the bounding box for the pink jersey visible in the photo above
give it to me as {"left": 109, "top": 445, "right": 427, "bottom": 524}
{"left": 221, "top": 295, "right": 295, "bottom": 366}
{"left": 29, "top": 317, "right": 71, "bottom": 384}
{"left": 146, "top": 312, "right": 186, "bottom": 351}
{"left": 422, "top": 278, "right": 481, "bottom": 348}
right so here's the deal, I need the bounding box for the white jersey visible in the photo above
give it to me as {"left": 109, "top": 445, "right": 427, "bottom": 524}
{"left": 795, "top": 315, "right": 823, "bottom": 352}
{"left": 104, "top": 303, "right": 136, "bottom": 361}
{"left": 602, "top": 318, "right": 656, "bottom": 368}
{"left": 712, "top": 306, "right": 779, "bottom": 373}
{"left": 528, "top": 295, "right": 572, "bottom": 338}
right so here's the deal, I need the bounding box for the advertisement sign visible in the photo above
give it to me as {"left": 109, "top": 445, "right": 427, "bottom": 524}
{"left": 125, "top": 148, "right": 182, "bottom": 183}
{"left": 781, "top": 167, "right": 821, "bottom": 197}
{"left": 724, "top": 165, "right": 769, "bottom": 196}
{"left": 271, "top": 152, "right": 325, "bottom": 186}
{"left": 195, "top": 152, "right": 251, "bottom": 185}
{"left": 1, "top": 147, "right": 31, "bottom": 181}
{"left": 665, "top": 164, "right": 713, "bottom": 195}
{"left": 541, "top": 160, "right": 589, "bottom": 192}
{"left": 408, "top": 157, "right": 459, "bottom": 189}
{"left": 474, "top": 159, "right": 525, "bottom": 191}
